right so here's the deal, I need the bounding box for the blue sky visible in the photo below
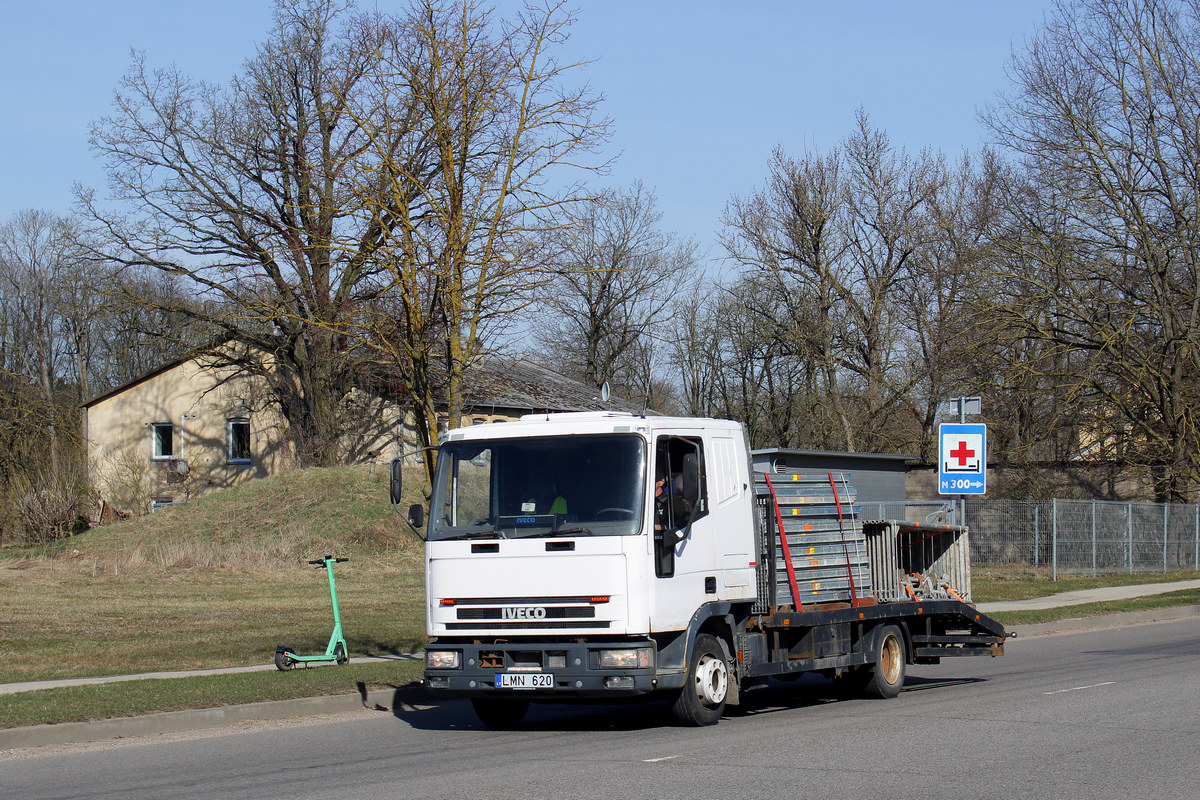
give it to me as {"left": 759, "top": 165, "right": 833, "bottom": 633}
{"left": 0, "top": 1, "right": 1053, "bottom": 259}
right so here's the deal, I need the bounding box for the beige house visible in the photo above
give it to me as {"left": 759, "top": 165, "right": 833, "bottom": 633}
{"left": 83, "top": 352, "right": 641, "bottom": 515}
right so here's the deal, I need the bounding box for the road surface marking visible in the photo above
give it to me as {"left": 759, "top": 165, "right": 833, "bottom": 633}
{"left": 1043, "top": 681, "right": 1116, "bottom": 695}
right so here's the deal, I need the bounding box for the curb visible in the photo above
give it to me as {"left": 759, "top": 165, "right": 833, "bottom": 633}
{"left": 0, "top": 683, "right": 431, "bottom": 752}
{"left": 999, "top": 603, "right": 1200, "bottom": 638}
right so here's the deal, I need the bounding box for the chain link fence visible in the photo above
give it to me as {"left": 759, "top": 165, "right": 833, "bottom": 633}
{"left": 859, "top": 498, "right": 1200, "bottom": 578}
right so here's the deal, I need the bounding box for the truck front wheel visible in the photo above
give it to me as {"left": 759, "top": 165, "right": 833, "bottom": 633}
{"left": 671, "top": 633, "right": 729, "bottom": 726}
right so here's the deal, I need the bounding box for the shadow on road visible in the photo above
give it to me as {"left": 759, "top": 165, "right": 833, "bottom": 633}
{"left": 377, "top": 672, "right": 990, "bottom": 732}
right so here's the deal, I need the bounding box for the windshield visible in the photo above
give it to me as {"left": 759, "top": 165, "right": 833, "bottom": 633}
{"left": 429, "top": 433, "right": 646, "bottom": 540}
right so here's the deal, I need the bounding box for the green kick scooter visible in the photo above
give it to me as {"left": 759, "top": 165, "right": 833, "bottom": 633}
{"left": 274, "top": 556, "right": 350, "bottom": 670}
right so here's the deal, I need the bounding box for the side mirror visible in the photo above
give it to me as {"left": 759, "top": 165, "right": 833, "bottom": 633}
{"left": 408, "top": 504, "right": 425, "bottom": 529}
{"left": 390, "top": 459, "right": 404, "bottom": 505}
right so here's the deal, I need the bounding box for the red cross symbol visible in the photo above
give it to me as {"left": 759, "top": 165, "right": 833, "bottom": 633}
{"left": 950, "top": 441, "right": 975, "bottom": 467}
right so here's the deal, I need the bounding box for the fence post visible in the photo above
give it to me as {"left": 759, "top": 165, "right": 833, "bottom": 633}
{"left": 1052, "top": 498, "right": 1058, "bottom": 581}
{"left": 1127, "top": 502, "right": 1133, "bottom": 574}
{"left": 1195, "top": 504, "right": 1199, "bottom": 571}
{"left": 1163, "top": 503, "right": 1169, "bottom": 574}
{"left": 1091, "top": 500, "right": 1097, "bottom": 578}
{"left": 1034, "top": 505, "right": 1040, "bottom": 568}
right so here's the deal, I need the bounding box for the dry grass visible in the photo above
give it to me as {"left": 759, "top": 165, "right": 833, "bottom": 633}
{"left": 7, "top": 463, "right": 423, "bottom": 576}
{"left": 0, "top": 464, "right": 428, "bottom": 683}
{"left": 0, "top": 559, "right": 425, "bottom": 683}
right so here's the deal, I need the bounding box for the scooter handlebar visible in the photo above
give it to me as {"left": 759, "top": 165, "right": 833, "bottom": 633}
{"left": 307, "top": 556, "right": 350, "bottom": 566}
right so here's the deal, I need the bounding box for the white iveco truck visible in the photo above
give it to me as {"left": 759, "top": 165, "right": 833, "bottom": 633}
{"left": 393, "top": 412, "right": 1006, "bottom": 727}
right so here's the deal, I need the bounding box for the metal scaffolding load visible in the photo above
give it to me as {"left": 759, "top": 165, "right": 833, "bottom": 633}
{"left": 863, "top": 520, "right": 973, "bottom": 603}
{"left": 754, "top": 470, "right": 873, "bottom": 609}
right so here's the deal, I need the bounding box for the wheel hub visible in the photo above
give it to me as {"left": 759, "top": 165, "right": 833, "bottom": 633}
{"left": 880, "top": 635, "right": 902, "bottom": 684}
{"left": 694, "top": 653, "right": 729, "bottom": 706}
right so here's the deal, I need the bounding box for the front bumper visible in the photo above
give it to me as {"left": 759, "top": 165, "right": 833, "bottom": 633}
{"left": 424, "top": 638, "right": 670, "bottom": 699}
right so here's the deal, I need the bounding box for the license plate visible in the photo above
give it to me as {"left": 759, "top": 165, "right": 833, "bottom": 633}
{"left": 495, "top": 672, "right": 554, "bottom": 689}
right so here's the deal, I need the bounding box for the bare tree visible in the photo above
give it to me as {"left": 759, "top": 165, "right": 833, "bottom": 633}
{"left": 0, "top": 210, "right": 96, "bottom": 541}
{"left": 985, "top": 0, "right": 1200, "bottom": 500}
{"left": 902, "top": 150, "right": 1006, "bottom": 461}
{"left": 365, "top": 0, "right": 609, "bottom": 483}
{"left": 532, "top": 182, "right": 698, "bottom": 400}
{"left": 93, "top": 273, "right": 204, "bottom": 391}
{"left": 0, "top": 210, "right": 89, "bottom": 471}
{"left": 80, "top": 0, "right": 408, "bottom": 466}
{"left": 722, "top": 113, "right": 946, "bottom": 452}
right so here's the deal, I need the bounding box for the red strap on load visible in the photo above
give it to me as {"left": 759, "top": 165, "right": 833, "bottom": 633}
{"left": 828, "top": 472, "right": 864, "bottom": 607}
{"left": 761, "top": 471, "right": 803, "bottom": 612}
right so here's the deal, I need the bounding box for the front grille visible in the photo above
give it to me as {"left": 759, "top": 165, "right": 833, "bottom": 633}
{"left": 446, "top": 620, "right": 610, "bottom": 630}
{"left": 456, "top": 606, "right": 596, "bottom": 620}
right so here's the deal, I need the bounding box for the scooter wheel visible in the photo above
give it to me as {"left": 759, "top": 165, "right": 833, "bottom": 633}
{"left": 275, "top": 650, "right": 295, "bottom": 671}
{"left": 335, "top": 643, "right": 349, "bottom": 666}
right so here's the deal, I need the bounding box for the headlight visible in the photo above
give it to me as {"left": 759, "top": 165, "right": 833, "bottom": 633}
{"left": 598, "top": 648, "right": 653, "bottom": 669}
{"left": 425, "top": 650, "right": 462, "bottom": 669}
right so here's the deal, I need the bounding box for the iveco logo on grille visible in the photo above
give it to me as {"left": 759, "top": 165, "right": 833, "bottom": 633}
{"left": 502, "top": 606, "right": 547, "bottom": 620}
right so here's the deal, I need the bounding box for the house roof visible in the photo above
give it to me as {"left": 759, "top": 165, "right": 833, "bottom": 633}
{"left": 464, "top": 357, "right": 647, "bottom": 415}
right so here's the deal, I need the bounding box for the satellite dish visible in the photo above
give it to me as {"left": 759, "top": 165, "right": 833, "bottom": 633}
{"left": 600, "top": 381, "right": 611, "bottom": 403}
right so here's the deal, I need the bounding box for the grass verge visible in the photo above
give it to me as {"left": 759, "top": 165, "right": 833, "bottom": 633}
{"left": 0, "top": 660, "right": 425, "bottom": 730}
{"left": 0, "top": 563, "right": 425, "bottom": 684}
{"left": 988, "top": 588, "right": 1200, "bottom": 627}
{"left": 972, "top": 568, "right": 1200, "bottom": 602}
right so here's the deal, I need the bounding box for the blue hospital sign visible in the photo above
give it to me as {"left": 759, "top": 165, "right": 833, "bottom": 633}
{"left": 938, "top": 423, "right": 987, "bottom": 495}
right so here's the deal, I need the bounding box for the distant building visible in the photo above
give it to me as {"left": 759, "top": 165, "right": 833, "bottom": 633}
{"left": 83, "top": 351, "right": 641, "bottom": 515}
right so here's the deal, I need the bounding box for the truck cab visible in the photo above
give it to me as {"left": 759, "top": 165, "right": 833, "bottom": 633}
{"left": 417, "top": 412, "right": 754, "bottom": 723}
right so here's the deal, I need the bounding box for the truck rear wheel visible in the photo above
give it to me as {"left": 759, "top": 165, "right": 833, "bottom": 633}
{"left": 862, "top": 625, "right": 906, "bottom": 699}
{"left": 471, "top": 698, "right": 529, "bottom": 728}
{"left": 671, "top": 634, "right": 729, "bottom": 726}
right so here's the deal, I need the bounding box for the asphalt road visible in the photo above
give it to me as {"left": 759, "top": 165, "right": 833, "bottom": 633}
{"left": 3, "top": 618, "right": 1199, "bottom": 800}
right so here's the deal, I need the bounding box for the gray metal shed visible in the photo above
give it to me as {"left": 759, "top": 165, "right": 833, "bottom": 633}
{"left": 750, "top": 449, "right": 915, "bottom": 505}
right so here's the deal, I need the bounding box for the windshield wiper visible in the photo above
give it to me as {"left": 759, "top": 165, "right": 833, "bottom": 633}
{"left": 439, "top": 529, "right": 504, "bottom": 541}
{"left": 544, "top": 526, "right": 594, "bottom": 537}
{"left": 506, "top": 526, "right": 593, "bottom": 539}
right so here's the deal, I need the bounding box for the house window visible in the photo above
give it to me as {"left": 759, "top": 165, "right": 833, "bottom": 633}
{"left": 228, "top": 418, "right": 251, "bottom": 463}
{"left": 152, "top": 423, "right": 175, "bottom": 460}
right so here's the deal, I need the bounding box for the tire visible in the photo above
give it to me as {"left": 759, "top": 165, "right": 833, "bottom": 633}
{"left": 334, "top": 643, "right": 349, "bottom": 666}
{"left": 671, "top": 633, "right": 730, "bottom": 726}
{"left": 471, "top": 698, "right": 530, "bottom": 728}
{"left": 274, "top": 649, "right": 295, "bottom": 671}
{"left": 861, "top": 625, "right": 906, "bottom": 699}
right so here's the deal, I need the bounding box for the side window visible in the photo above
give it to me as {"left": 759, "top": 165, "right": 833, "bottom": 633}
{"left": 654, "top": 435, "right": 707, "bottom": 530}
{"left": 442, "top": 447, "right": 492, "bottom": 526}
{"left": 228, "top": 418, "right": 251, "bottom": 463}
{"left": 653, "top": 435, "right": 708, "bottom": 578}
{"left": 152, "top": 423, "right": 175, "bottom": 459}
